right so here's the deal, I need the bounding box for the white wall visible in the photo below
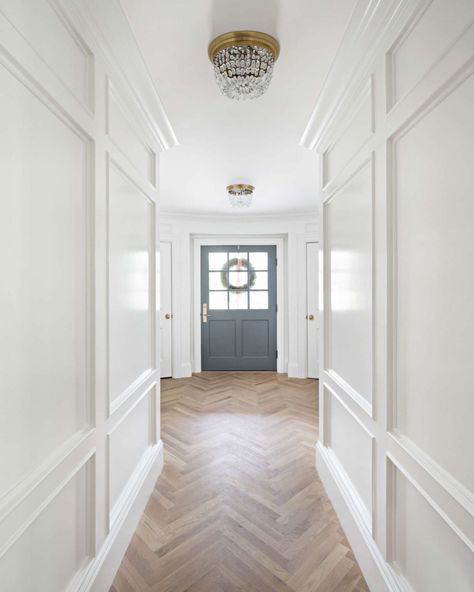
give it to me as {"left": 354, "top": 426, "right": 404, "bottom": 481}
{"left": 0, "top": 1, "right": 176, "bottom": 590}
{"left": 302, "top": 1, "right": 474, "bottom": 591}
{"left": 159, "top": 213, "right": 318, "bottom": 378}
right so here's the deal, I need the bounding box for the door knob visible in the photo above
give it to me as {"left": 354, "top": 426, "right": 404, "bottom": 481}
{"left": 165, "top": 313, "right": 172, "bottom": 320}
{"left": 307, "top": 314, "right": 315, "bottom": 321}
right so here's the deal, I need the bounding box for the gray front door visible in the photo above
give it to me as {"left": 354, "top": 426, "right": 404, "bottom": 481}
{"left": 201, "top": 245, "right": 277, "bottom": 371}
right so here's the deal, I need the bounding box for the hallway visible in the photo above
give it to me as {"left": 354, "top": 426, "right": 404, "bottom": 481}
{"left": 111, "top": 374, "right": 368, "bottom": 592}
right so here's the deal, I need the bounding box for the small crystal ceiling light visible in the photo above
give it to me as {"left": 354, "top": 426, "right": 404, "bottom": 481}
{"left": 227, "top": 184, "right": 254, "bottom": 208}
{"left": 208, "top": 31, "right": 280, "bottom": 100}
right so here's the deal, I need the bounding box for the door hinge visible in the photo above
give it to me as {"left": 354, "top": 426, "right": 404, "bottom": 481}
{"left": 275, "top": 303, "right": 278, "bottom": 312}
{"left": 275, "top": 257, "right": 278, "bottom": 266}
{"left": 276, "top": 350, "right": 278, "bottom": 359}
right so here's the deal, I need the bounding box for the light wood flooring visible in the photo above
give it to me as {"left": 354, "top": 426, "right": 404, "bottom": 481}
{"left": 110, "top": 373, "right": 369, "bottom": 592}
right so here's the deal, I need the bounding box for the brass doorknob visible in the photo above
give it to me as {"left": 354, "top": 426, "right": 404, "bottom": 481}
{"left": 165, "top": 313, "right": 172, "bottom": 320}
{"left": 307, "top": 314, "right": 315, "bottom": 321}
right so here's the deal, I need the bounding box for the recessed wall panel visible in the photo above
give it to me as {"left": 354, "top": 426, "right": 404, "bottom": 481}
{"left": 325, "top": 386, "right": 373, "bottom": 517}
{"left": 0, "top": 460, "right": 91, "bottom": 591}
{"left": 325, "top": 162, "right": 373, "bottom": 405}
{"left": 0, "top": 61, "right": 90, "bottom": 498}
{"left": 390, "top": 462, "right": 474, "bottom": 591}
{"left": 109, "top": 390, "right": 152, "bottom": 513}
{"left": 108, "top": 162, "right": 154, "bottom": 407}
{"left": 393, "top": 73, "right": 474, "bottom": 491}
{"left": 389, "top": 0, "right": 474, "bottom": 105}
{"left": 0, "top": 0, "right": 93, "bottom": 109}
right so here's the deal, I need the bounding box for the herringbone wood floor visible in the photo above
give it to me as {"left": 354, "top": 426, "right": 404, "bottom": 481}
{"left": 110, "top": 373, "right": 369, "bottom": 592}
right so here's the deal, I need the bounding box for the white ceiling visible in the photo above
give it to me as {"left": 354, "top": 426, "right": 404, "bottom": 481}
{"left": 120, "top": 0, "right": 356, "bottom": 215}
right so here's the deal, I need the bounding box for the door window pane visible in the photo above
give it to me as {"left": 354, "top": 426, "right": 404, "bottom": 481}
{"left": 249, "top": 252, "right": 268, "bottom": 270}
{"left": 229, "top": 291, "right": 248, "bottom": 309}
{"left": 209, "top": 271, "right": 226, "bottom": 290}
{"left": 209, "top": 252, "right": 227, "bottom": 270}
{"left": 209, "top": 291, "right": 228, "bottom": 309}
{"left": 251, "top": 271, "right": 268, "bottom": 290}
{"left": 229, "top": 271, "right": 248, "bottom": 289}
{"left": 250, "top": 291, "right": 268, "bottom": 309}
{"left": 229, "top": 252, "right": 248, "bottom": 267}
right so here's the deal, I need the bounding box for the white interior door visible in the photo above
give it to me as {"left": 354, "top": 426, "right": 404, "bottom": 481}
{"left": 306, "top": 242, "right": 319, "bottom": 378}
{"left": 160, "top": 241, "right": 172, "bottom": 377}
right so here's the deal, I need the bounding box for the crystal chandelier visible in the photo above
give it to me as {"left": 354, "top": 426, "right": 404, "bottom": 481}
{"left": 227, "top": 184, "right": 254, "bottom": 208}
{"left": 208, "top": 31, "right": 280, "bottom": 100}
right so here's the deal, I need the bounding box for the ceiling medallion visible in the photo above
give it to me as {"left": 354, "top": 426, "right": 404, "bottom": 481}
{"left": 208, "top": 31, "right": 280, "bottom": 100}
{"left": 227, "top": 184, "right": 254, "bottom": 208}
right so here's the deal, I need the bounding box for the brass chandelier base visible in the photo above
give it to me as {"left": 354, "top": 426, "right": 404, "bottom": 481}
{"left": 208, "top": 31, "right": 280, "bottom": 62}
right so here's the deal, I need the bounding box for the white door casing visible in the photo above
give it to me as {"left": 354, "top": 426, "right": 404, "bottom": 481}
{"left": 160, "top": 241, "right": 173, "bottom": 378}
{"left": 306, "top": 242, "right": 319, "bottom": 378}
{"left": 302, "top": 0, "right": 474, "bottom": 591}
{"left": 0, "top": 1, "right": 176, "bottom": 591}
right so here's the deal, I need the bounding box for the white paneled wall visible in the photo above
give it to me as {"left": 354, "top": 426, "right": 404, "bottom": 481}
{"left": 302, "top": 1, "right": 474, "bottom": 590}
{"left": 0, "top": 1, "right": 176, "bottom": 590}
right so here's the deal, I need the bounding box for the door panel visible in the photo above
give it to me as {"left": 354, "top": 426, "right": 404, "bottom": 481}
{"left": 306, "top": 242, "right": 319, "bottom": 378}
{"left": 201, "top": 245, "right": 277, "bottom": 371}
{"left": 160, "top": 241, "right": 172, "bottom": 377}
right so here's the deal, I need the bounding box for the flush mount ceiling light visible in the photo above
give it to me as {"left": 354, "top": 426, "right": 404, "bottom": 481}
{"left": 208, "top": 31, "right": 280, "bottom": 100}
{"left": 227, "top": 184, "right": 254, "bottom": 208}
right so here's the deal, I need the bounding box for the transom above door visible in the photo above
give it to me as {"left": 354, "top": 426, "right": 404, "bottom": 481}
{"left": 201, "top": 245, "right": 277, "bottom": 371}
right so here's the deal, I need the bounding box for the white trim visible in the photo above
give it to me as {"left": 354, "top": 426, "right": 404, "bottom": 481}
{"left": 78, "top": 441, "right": 163, "bottom": 592}
{"left": 317, "top": 443, "right": 411, "bottom": 592}
{"left": 70, "top": 0, "right": 177, "bottom": 151}
{"left": 192, "top": 237, "right": 285, "bottom": 373}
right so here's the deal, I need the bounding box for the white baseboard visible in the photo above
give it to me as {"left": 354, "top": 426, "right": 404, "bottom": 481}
{"left": 287, "top": 363, "right": 308, "bottom": 378}
{"left": 78, "top": 441, "right": 164, "bottom": 592}
{"left": 287, "top": 362, "right": 300, "bottom": 378}
{"left": 172, "top": 362, "right": 193, "bottom": 378}
{"left": 316, "top": 442, "right": 408, "bottom": 592}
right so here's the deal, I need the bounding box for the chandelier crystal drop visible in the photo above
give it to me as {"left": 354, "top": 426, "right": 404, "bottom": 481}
{"left": 227, "top": 184, "right": 254, "bottom": 208}
{"left": 208, "top": 32, "right": 279, "bottom": 100}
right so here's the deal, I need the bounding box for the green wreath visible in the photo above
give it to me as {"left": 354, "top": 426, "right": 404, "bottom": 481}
{"left": 221, "top": 257, "right": 256, "bottom": 292}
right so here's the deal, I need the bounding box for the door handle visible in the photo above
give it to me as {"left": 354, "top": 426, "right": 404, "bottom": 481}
{"left": 165, "top": 313, "right": 172, "bottom": 320}
{"left": 202, "top": 303, "right": 208, "bottom": 323}
{"left": 307, "top": 314, "right": 315, "bottom": 321}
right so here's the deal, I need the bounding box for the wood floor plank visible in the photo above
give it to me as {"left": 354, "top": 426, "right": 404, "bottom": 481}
{"left": 110, "top": 373, "right": 369, "bottom": 592}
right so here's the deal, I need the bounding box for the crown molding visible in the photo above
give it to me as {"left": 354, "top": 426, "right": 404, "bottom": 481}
{"left": 300, "top": 0, "right": 420, "bottom": 152}
{"left": 159, "top": 209, "right": 319, "bottom": 222}
{"left": 68, "top": 0, "right": 178, "bottom": 151}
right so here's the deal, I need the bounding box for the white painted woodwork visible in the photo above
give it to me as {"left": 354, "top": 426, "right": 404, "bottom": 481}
{"left": 0, "top": 1, "right": 176, "bottom": 590}
{"left": 108, "top": 162, "right": 154, "bottom": 412}
{"left": 323, "top": 81, "right": 373, "bottom": 185}
{"left": 0, "top": 460, "right": 92, "bottom": 591}
{"left": 324, "top": 386, "right": 373, "bottom": 525}
{"left": 394, "top": 71, "right": 474, "bottom": 493}
{"left": 306, "top": 242, "right": 319, "bottom": 378}
{"left": 325, "top": 162, "right": 373, "bottom": 410}
{"left": 109, "top": 386, "right": 155, "bottom": 522}
{"left": 389, "top": 460, "right": 474, "bottom": 592}
{"left": 0, "top": 59, "right": 90, "bottom": 499}
{"left": 302, "top": 1, "right": 474, "bottom": 590}
{"left": 160, "top": 241, "right": 173, "bottom": 378}
{"left": 107, "top": 80, "right": 156, "bottom": 186}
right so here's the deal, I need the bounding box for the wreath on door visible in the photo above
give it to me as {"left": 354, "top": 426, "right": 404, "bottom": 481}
{"left": 221, "top": 257, "right": 257, "bottom": 292}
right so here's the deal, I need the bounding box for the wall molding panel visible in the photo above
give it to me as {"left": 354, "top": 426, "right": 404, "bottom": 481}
{"left": 0, "top": 1, "right": 176, "bottom": 590}
{"left": 303, "top": 0, "right": 474, "bottom": 590}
